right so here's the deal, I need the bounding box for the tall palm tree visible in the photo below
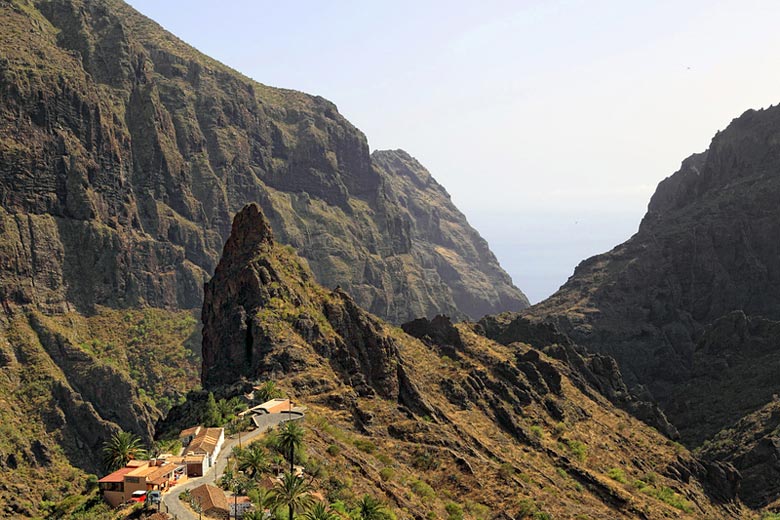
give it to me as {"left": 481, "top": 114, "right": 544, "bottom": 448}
{"left": 303, "top": 502, "right": 339, "bottom": 520}
{"left": 356, "top": 495, "right": 391, "bottom": 520}
{"left": 267, "top": 472, "right": 313, "bottom": 520}
{"left": 238, "top": 444, "right": 269, "bottom": 479}
{"left": 276, "top": 421, "right": 305, "bottom": 474}
{"left": 101, "top": 431, "right": 147, "bottom": 472}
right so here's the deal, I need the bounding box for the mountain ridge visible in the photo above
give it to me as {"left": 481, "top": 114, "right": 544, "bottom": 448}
{"left": 521, "top": 104, "right": 780, "bottom": 508}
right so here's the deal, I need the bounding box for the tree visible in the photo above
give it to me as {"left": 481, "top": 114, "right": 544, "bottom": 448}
{"left": 356, "top": 495, "right": 392, "bottom": 520}
{"left": 255, "top": 380, "right": 284, "bottom": 402}
{"left": 276, "top": 421, "right": 305, "bottom": 474}
{"left": 267, "top": 472, "right": 313, "bottom": 520}
{"left": 101, "top": 431, "right": 147, "bottom": 472}
{"left": 238, "top": 444, "right": 270, "bottom": 480}
{"left": 304, "top": 502, "right": 339, "bottom": 520}
{"left": 203, "top": 392, "right": 221, "bottom": 427}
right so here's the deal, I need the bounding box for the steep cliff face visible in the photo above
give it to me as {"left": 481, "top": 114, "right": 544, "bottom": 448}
{"left": 0, "top": 0, "right": 527, "bottom": 323}
{"left": 197, "top": 203, "right": 746, "bottom": 519}
{"left": 525, "top": 105, "right": 780, "bottom": 507}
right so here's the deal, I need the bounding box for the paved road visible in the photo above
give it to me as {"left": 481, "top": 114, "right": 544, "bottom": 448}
{"left": 161, "top": 412, "right": 302, "bottom": 520}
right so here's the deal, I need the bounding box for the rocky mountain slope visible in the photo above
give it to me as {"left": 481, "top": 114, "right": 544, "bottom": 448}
{"left": 0, "top": 0, "right": 526, "bottom": 514}
{"left": 194, "top": 203, "right": 749, "bottom": 519}
{"left": 0, "top": 0, "right": 527, "bottom": 323}
{"left": 522, "top": 105, "right": 780, "bottom": 508}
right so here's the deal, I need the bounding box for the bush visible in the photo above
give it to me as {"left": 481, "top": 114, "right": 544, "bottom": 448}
{"left": 466, "top": 501, "right": 490, "bottom": 520}
{"left": 445, "top": 502, "right": 464, "bottom": 520}
{"left": 533, "top": 513, "right": 552, "bottom": 520}
{"left": 411, "top": 448, "right": 439, "bottom": 470}
{"left": 530, "top": 425, "right": 544, "bottom": 439}
{"left": 516, "top": 498, "right": 537, "bottom": 518}
{"left": 379, "top": 467, "right": 395, "bottom": 482}
{"left": 607, "top": 468, "right": 627, "bottom": 484}
{"left": 353, "top": 438, "right": 377, "bottom": 454}
{"left": 410, "top": 479, "right": 435, "bottom": 499}
{"left": 566, "top": 440, "right": 587, "bottom": 462}
{"left": 326, "top": 443, "right": 340, "bottom": 456}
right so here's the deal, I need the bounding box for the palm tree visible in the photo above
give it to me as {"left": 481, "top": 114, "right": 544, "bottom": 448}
{"left": 242, "top": 512, "right": 265, "bottom": 520}
{"left": 267, "top": 472, "right": 313, "bottom": 520}
{"left": 101, "top": 431, "right": 147, "bottom": 472}
{"left": 238, "top": 444, "right": 269, "bottom": 479}
{"left": 356, "top": 495, "right": 391, "bottom": 520}
{"left": 303, "top": 502, "right": 339, "bottom": 520}
{"left": 255, "top": 380, "right": 283, "bottom": 402}
{"left": 276, "top": 421, "right": 305, "bottom": 474}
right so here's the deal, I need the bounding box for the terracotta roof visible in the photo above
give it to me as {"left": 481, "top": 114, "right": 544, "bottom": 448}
{"left": 191, "top": 484, "right": 229, "bottom": 512}
{"left": 146, "top": 514, "right": 170, "bottom": 520}
{"left": 98, "top": 467, "right": 134, "bottom": 483}
{"left": 180, "top": 425, "right": 202, "bottom": 438}
{"left": 187, "top": 427, "right": 223, "bottom": 456}
{"left": 166, "top": 455, "right": 205, "bottom": 464}
{"left": 234, "top": 496, "right": 251, "bottom": 504}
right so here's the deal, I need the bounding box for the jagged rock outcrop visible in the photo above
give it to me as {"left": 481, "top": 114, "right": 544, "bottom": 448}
{"left": 524, "top": 104, "right": 780, "bottom": 507}
{"left": 202, "top": 203, "right": 403, "bottom": 400}
{"left": 194, "top": 203, "right": 747, "bottom": 519}
{"left": 0, "top": 0, "right": 527, "bottom": 323}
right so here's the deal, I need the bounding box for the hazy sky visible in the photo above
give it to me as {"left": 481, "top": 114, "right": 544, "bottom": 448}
{"left": 127, "top": 0, "right": 780, "bottom": 303}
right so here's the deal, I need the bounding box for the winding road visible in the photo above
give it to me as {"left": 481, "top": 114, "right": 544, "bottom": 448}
{"left": 161, "top": 412, "right": 302, "bottom": 520}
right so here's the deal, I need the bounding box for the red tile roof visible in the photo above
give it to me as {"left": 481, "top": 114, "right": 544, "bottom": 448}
{"left": 191, "top": 484, "right": 229, "bottom": 512}
{"left": 98, "top": 467, "right": 134, "bottom": 483}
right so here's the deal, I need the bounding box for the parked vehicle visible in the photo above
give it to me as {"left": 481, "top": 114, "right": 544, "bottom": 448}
{"left": 129, "top": 490, "right": 147, "bottom": 503}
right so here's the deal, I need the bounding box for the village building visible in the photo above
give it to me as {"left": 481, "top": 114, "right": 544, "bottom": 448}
{"left": 239, "top": 398, "right": 291, "bottom": 417}
{"left": 98, "top": 459, "right": 183, "bottom": 507}
{"left": 165, "top": 454, "right": 207, "bottom": 477}
{"left": 180, "top": 426, "right": 225, "bottom": 468}
{"left": 190, "top": 484, "right": 230, "bottom": 520}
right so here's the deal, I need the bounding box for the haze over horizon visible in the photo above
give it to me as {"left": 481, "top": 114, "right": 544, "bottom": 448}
{"left": 126, "top": 0, "right": 780, "bottom": 303}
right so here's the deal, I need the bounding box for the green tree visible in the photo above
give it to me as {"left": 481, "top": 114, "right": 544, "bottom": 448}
{"left": 304, "top": 502, "right": 340, "bottom": 520}
{"left": 255, "top": 380, "right": 284, "bottom": 402}
{"left": 267, "top": 472, "right": 313, "bottom": 520}
{"left": 356, "top": 495, "right": 392, "bottom": 520}
{"left": 101, "top": 431, "right": 147, "bottom": 472}
{"left": 203, "top": 392, "right": 221, "bottom": 427}
{"left": 238, "top": 444, "right": 270, "bottom": 480}
{"left": 276, "top": 421, "right": 305, "bottom": 474}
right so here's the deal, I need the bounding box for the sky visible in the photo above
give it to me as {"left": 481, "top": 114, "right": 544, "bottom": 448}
{"left": 127, "top": 0, "right": 780, "bottom": 303}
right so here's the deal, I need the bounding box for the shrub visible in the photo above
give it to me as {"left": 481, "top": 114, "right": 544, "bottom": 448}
{"left": 530, "top": 425, "right": 544, "bottom": 439}
{"left": 376, "top": 453, "right": 393, "bottom": 465}
{"left": 410, "top": 479, "right": 435, "bottom": 499}
{"left": 353, "top": 439, "right": 377, "bottom": 454}
{"left": 445, "top": 502, "right": 464, "bottom": 520}
{"left": 566, "top": 440, "right": 588, "bottom": 462}
{"left": 379, "top": 467, "right": 395, "bottom": 482}
{"left": 326, "top": 444, "right": 340, "bottom": 456}
{"left": 607, "top": 467, "right": 627, "bottom": 483}
{"left": 516, "top": 498, "right": 537, "bottom": 518}
{"left": 411, "top": 449, "right": 439, "bottom": 471}
{"left": 466, "top": 502, "right": 490, "bottom": 520}
{"left": 533, "top": 513, "right": 552, "bottom": 520}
